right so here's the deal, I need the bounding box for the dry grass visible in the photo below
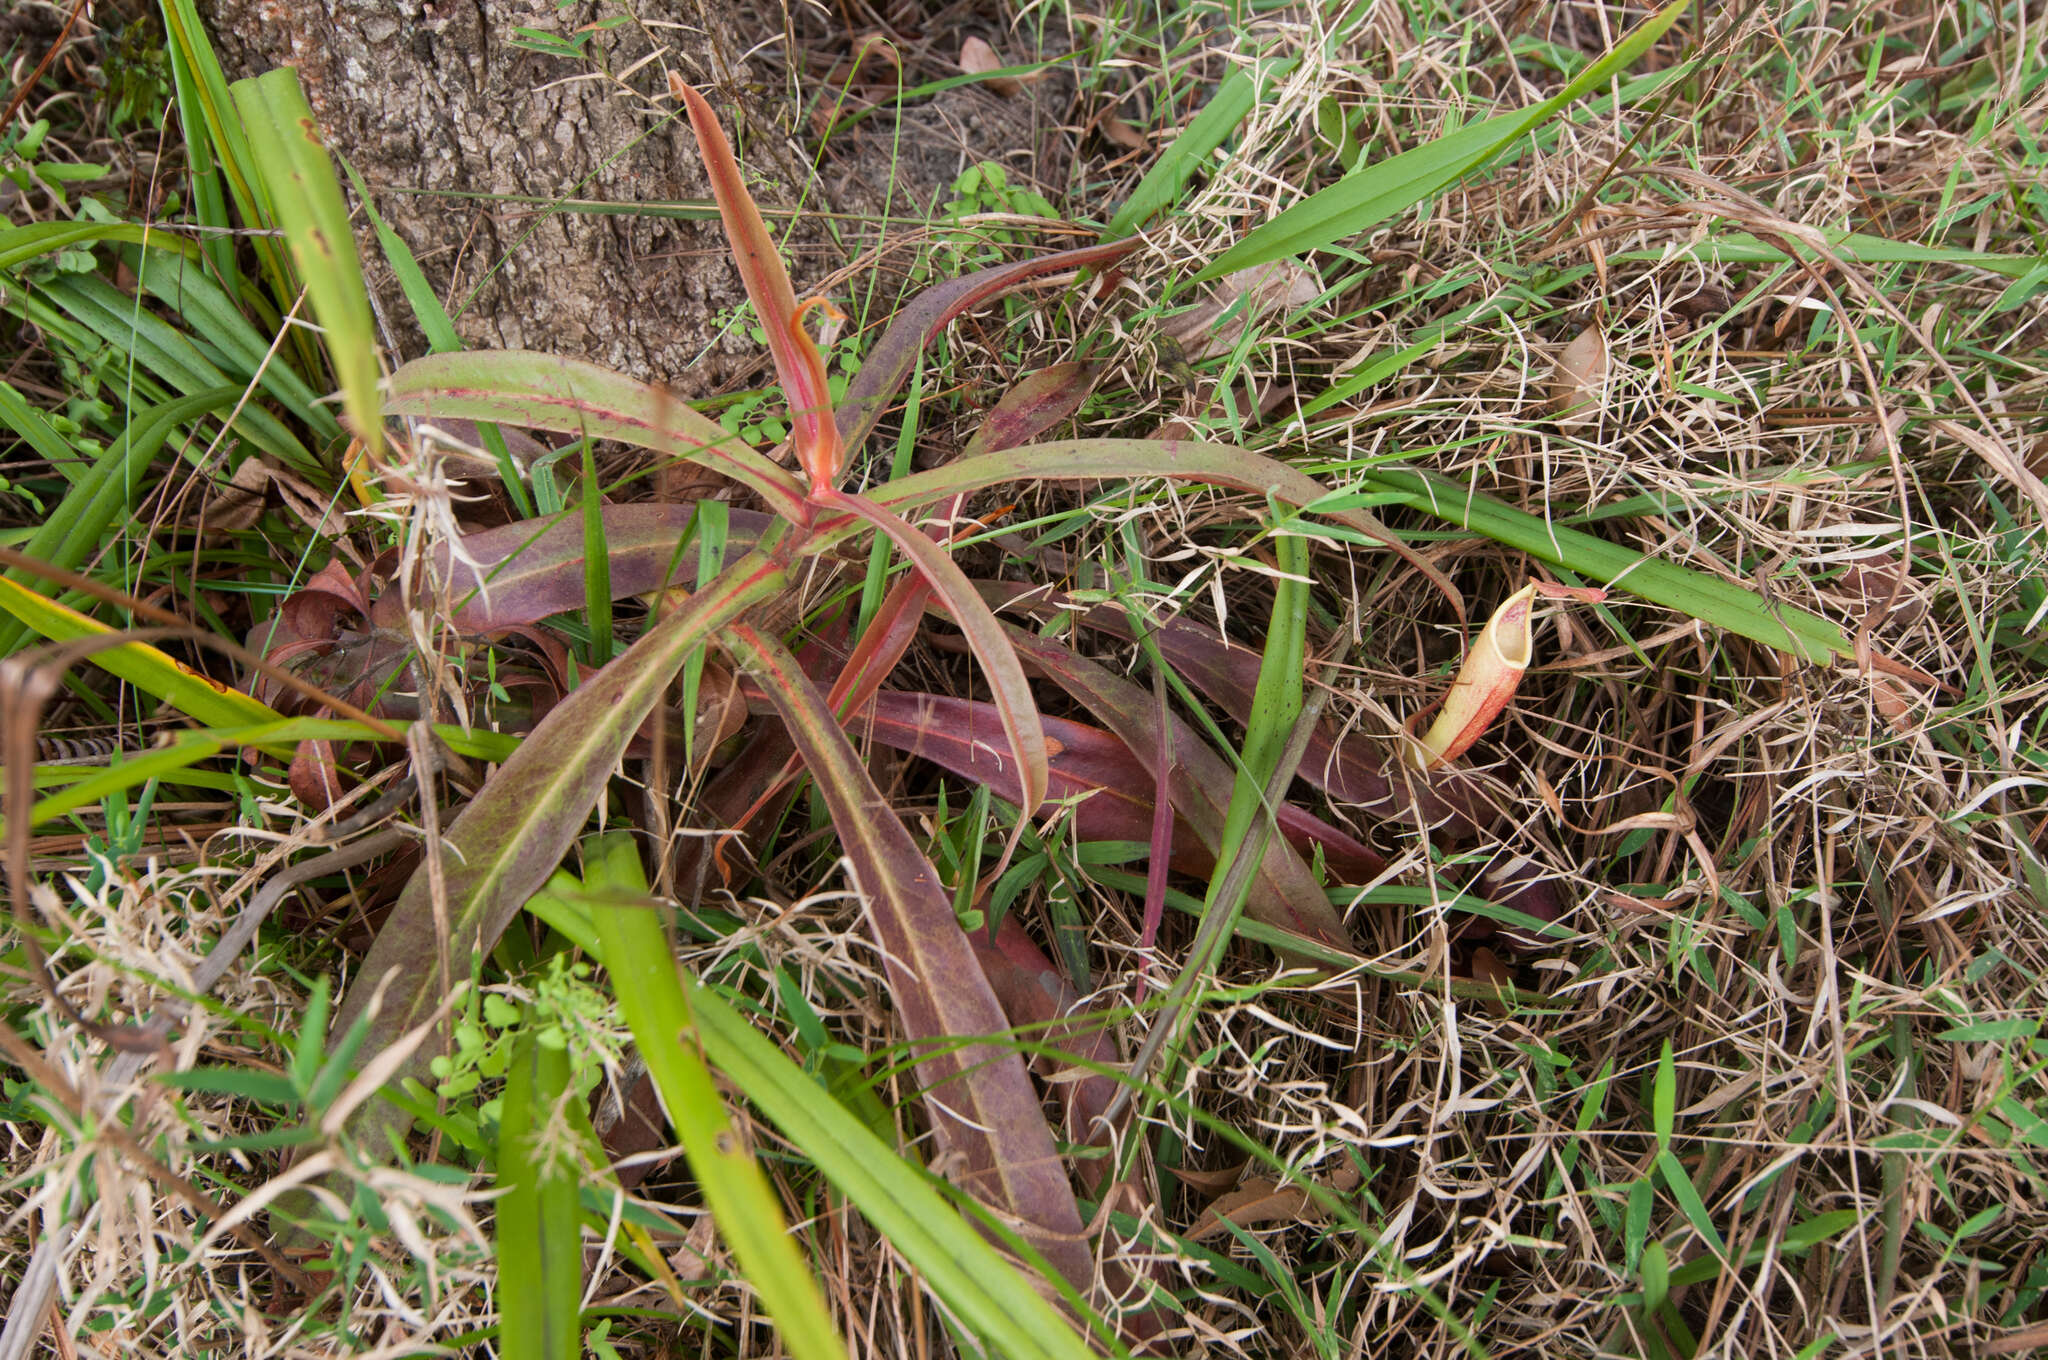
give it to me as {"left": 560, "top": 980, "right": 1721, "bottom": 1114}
{"left": 5, "top": 0, "right": 2048, "bottom": 1356}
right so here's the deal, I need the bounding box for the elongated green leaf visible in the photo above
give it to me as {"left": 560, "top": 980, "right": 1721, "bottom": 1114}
{"left": 1197, "top": 0, "right": 1689, "bottom": 280}
{"left": 125, "top": 245, "right": 343, "bottom": 440}
{"left": 0, "top": 387, "right": 237, "bottom": 658}
{"left": 690, "top": 984, "right": 1104, "bottom": 1360}
{"left": 582, "top": 834, "right": 851, "bottom": 1360}
{"left": 36, "top": 275, "right": 317, "bottom": 472}
{"left": 382, "top": 350, "right": 809, "bottom": 521}
{"left": 864, "top": 437, "right": 1460, "bottom": 612}
{"left": 824, "top": 491, "right": 1048, "bottom": 818}
{"left": 496, "top": 1024, "right": 583, "bottom": 1360}
{"left": 1105, "top": 57, "right": 1297, "bottom": 240}
{"left": 1613, "top": 230, "right": 2046, "bottom": 281}
{"left": 0, "top": 382, "right": 77, "bottom": 482}
{"left": 720, "top": 623, "right": 1094, "bottom": 1293}
{"left": 1357, "top": 467, "right": 1853, "bottom": 663}
{"left": 15, "top": 736, "right": 223, "bottom": 834}
{"left": 0, "top": 221, "right": 197, "bottom": 274}
{"left": 230, "top": 66, "right": 382, "bottom": 463}
{"left": 318, "top": 551, "right": 786, "bottom": 1168}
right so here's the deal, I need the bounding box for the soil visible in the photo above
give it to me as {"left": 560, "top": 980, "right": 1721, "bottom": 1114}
{"left": 194, "top": 0, "right": 1083, "bottom": 393}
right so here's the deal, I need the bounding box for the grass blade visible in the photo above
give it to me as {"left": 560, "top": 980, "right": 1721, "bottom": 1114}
{"left": 495, "top": 1022, "right": 583, "bottom": 1360}
{"left": 0, "top": 387, "right": 237, "bottom": 657}
{"left": 1105, "top": 57, "right": 1297, "bottom": 239}
{"left": 1358, "top": 468, "right": 1852, "bottom": 663}
{"left": 582, "top": 833, "right": 851, "bottom": 1360}
{"left": 1198, "top": 0, "right": 1689, "bottom": 280}
{"left": 689, "top": 984, "right": 1106, "bottom": 1360}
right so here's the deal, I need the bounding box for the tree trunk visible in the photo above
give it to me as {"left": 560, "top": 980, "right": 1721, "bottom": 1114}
{"left": 197, "top": 0, "right": 818, "bottom": 391}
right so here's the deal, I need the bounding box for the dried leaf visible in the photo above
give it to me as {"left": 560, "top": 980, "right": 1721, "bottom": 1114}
{"left": 959, "top": 36, "right": 1022, "bottom": 96}
{"left": 1168, "top": 1161, "right": 1249, "bottom": 1197}
{"left": 1550, "top": 324, "right": 1608, "bottom": 427}
{"left": 1187, "top": 1176, "right": 1311, "bottom": 1241}
{"left": 1159, "top": 262, "right": 1322, "bottom": 363}
{"left": 1101, "top": 114, "right": 1146, "bottom": 151}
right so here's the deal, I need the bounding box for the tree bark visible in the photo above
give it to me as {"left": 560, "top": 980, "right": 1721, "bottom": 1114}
{"left": 198, "top": 0, "right": 818, "bottom": 391}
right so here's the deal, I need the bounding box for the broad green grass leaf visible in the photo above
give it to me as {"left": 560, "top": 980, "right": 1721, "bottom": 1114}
{"left": 690, "top": 982, "right": 1106, "bottom": 1360}
{"left": 230, "top": 66, "right": 383, "bottom": 464}
{"left": 123, "top": 246, "right": 343, "bottom": 441}
{"left": 1653, "top": 1039, "right": 1676, "bottom": 1151}
{"left": 382, "top": 350, "right": 809, "bottom": 521}
{"left": 582, "top": 834, "right": 851, "bottom": 1360}
{"left": 0, "top": 220, "right": 194, "bottom": 273}
{"left": 1197, "top": 0, "right": 1689, "bottom": 280}
{"left": 0, "top": 382, "right": 77, "bottom": 483}
{"left": 496, "top": 1022, "right": 586, "bottom": 1360}
{"left": 1105, "top": 57, "right": 1298, "bottom": 239}
{"left": 35, "top": 275, "right": 318, "bottom": 473}
{"left": 317, "top": 551, "right": 785, "bottom": 1170}
{"left": 16, "top": 735, "right": 223, "bottom": 833}
{"left": 1613, "top": 229, "right": 2047, "bottom": 281}
{"left": 578, "top": 440, "right": 612, "bottom": 663}
{"left": 720, "top": 622, "right": 1094, "bottom": 1292}
{"left": 1357, "top": 468, "right": 1852, "bottom": 662}
{"left": 1655, "top": 1148, "right": 1729, "bottom": 1259}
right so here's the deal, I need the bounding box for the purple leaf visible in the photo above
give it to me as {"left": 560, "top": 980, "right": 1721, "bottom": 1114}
{"left": 996, "top": 624, "right": 1352, "bottom": 948}
{"left": 835, "top": 241, "right": 1139, "bottom": 456}
{"left": 430, "top": 504, "right": 771, "bottom": 631}
{"left": 962, "top": 363, "right": 1103, "bottom": 459}
{"left": 721, "top": 622, "right": 1094, "bottom": 1292}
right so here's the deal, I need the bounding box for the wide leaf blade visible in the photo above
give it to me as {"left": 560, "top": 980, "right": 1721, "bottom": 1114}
{"left": 720, "top": 622, "right": 1093, "bottom": 1292}
{"left": 321, "top": 551, "right": 786, "bottom": 1159}
{"left": 229, "top": 66, "right": 382, "bottom": 462}
{"left": 382, "top": 350, "right": 809, "bottom": 520}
